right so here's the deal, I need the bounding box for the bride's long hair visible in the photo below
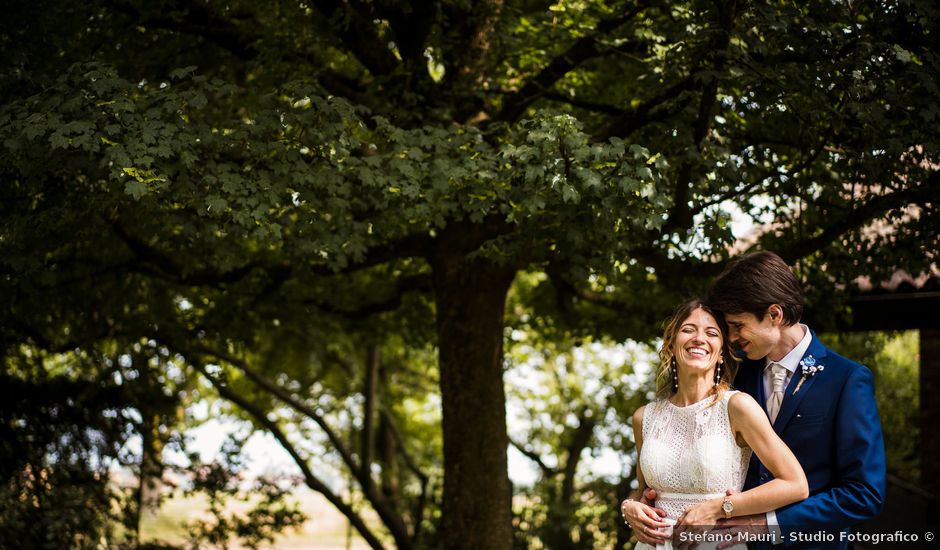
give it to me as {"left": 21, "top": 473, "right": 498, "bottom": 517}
{"left": 656, "top": 299, "right": 740, "bottom": 402}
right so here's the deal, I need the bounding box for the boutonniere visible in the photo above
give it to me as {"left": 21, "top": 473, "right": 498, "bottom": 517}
{"left": 793, "top": 355, "right": 825, "bottom": 395}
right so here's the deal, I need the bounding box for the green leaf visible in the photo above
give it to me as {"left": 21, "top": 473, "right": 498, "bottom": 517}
{"left": 170, "top": 66, "right": 198, "bottom": 80}
{"left": 206, "top": 196, "right": 229, "bottom": 212}
{"left": 561, "top": 185, "right": 580, "bottom": 203}
{"left": 189, "top": 92, "right": 208, "bottom": 109}
{"left": 124, "top": 180, "right": 148, "bottom": 199}
{"left": 49, "top": 131, "right": 69, "bottom": 149}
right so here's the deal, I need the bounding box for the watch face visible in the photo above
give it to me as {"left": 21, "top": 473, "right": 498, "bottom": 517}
{"left": 723, "top": 501, "right": 733, "bottom": 512}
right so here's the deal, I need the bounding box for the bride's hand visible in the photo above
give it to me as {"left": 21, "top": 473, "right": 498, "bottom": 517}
{"left": 675, "top": 498, "right": 722, "bottom": 526}
{"left": 621, "top": 498, "right": 671, "bottom": 545}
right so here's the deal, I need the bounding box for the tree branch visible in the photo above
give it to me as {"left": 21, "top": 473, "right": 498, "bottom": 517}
{"left": 509, "top": 437, "right": 558, "bottom": 478}
{"left": 775, "top": 177, "right": 938, "bottom": 264}
{"left": 594, "top": 75, "right": 696, "bottom": 141}
{"left": 378, "top": 406, "right": 430, "bottom": 487}
{"left": 378, "top": 407, "right": 430, "bottom": 544}
{"left": 310, "top": 65, "right": 373, "bottom": 106}
{"left": 546, "top": 261, "right": 665, "bottom": 310}
{"left": 539, "top": 91, "right": 628, "bottom": 116}
{"left": 309, "top": 0, "right": 400, "bottom": 77}
{"left": 303, "top": 273, "right": 433, "bottom": 318}
{"left": 377, "top": 0, "right": 438, "bottom": 64}
{"left": 190, "top": 344, "right": 361, "bottom": 472}
{"left": 560, "top": 412, "right": 596, "bottom": 504}
{"left": 187, "top": 359, "right": 388, "bottom": 550}
{"left": 440, "top": 0, "right": 505, "bottom": 120}
{"left": 111, "top": 0, "right": 383, "bottom": 102}
{"left": 662, "top": 0, "right": 740, "bottom": 234}
{"left": 309, "top": 232, "right": 434, "bottom": 275}
{"left": 620, "top": 170, "right": 935, "bottom": 285}
{"left": 109, "top": 218, "right": 272, "bottom": 287}
{"left": 686, "top": 143, "right": 827, "bottom": 219}
{"left": 361, "top": 344, "right": 379, "bottom": 480}
{"left": 106, "top": 0, "right": 259, "bottom": 61}
{"left": 112, "top": 216, "right": 431, "bottom": 291}
{"left": 189, "top": 343, "right": 414, "bottom": 549}
{"left": 495, "top": 6, "right": 645, "bottom": 123}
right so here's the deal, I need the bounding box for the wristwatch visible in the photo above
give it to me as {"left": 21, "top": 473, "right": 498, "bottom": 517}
{"left": 722, "top": 497, "right": 734, "bottom": 518}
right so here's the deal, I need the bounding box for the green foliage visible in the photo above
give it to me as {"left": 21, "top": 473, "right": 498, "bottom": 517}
{"left": 506, "top": 337, "right": 656, "bottom": 550}
{"left": 0, "top": 338, "right": 190, "bottom": 547}
{"left": 3, "top": 1, "right": 939, "bottom": 548}
{"left": 0, "top": 462, "right": 127, "bottom": 550}
{"left": 179, "top": 437, "right": 307, "bottom": 550}
{"left": 875, "top": 332, "right": 921, "bottom": 482}
{"left": 1, "top": 62, "right": 667, "bottom": 279}
{"left": 0, "top": 354, "right": 140, "bottom": 549}
{"left": 822, "top": 331, "right": 920, "bottom": 482}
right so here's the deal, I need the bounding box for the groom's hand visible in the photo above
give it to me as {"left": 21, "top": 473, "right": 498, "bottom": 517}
{"left": 716, "top": 514, "right": 768, "bottom": 528}
{"left": 713, "top": 515, "right": 770, "bottom": 550}
{"left": 640, "top": 488, "right": 665, "bottom": 513}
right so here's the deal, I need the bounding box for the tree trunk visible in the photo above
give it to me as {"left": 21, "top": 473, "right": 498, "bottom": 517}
{"left": 136, "top": 411, "right": 166, "bottom": 541}
{"left": 548, "top": 414, "right": 596, "bottom": 550}
{"left": 919, "top": 328, "right": 940, "bottom": 522}
{"left": 432, "top": 224, "right": 516, "bottom": 550}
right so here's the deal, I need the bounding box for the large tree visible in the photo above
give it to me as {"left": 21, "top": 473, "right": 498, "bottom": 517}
{"left": 2, "top": 1, "right": 938, "bottom": 548}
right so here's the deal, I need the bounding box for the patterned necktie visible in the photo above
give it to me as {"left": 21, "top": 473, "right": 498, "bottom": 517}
{"left": 766, "top": 363, "right": 788, "bottom": 424}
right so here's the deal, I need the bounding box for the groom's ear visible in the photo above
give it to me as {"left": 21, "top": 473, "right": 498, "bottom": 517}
{"left": 767, "top": 304, "right": 784, "bottom": 325}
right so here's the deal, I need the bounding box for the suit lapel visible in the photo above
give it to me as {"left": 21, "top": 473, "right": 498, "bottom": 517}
{"left": 773, "top": 332, "right": 828, "bottom": 434}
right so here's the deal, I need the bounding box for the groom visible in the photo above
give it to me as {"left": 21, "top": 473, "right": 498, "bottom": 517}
{"left": 704, "top": 251, "right": 886, "bottom": 548}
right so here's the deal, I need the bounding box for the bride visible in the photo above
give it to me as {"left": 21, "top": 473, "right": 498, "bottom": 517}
{"left": 621, "top": 299, "right": 808, "bottom": 549}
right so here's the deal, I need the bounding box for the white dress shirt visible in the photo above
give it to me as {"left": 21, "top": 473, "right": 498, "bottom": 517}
{"left": 762, "top": 324, "right": 812, "bottom": 401}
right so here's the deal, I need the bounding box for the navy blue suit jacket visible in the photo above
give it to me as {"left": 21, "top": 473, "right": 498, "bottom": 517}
{"left": 736, "top": 331, "right": 886, "bottom": 549}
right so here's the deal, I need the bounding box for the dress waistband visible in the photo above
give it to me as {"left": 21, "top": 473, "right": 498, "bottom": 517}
{"left": 657, "top": 491, "right": 725, "bottom": 500}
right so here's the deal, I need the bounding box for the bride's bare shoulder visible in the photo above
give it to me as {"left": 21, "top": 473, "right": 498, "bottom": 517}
{"left": 727, "top": 391, "right": 763, "bottom": 418}
{"left": 632, "top": 405, "right": 647, "bottom": 426}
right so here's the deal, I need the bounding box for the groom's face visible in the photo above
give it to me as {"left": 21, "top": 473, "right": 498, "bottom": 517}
{"left": 723, "top": 310, "right": 780, "bottom": 360}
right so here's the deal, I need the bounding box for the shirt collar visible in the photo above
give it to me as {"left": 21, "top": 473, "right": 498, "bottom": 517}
{"left": 764, "top": 324, "right": 812, "bottom": 374}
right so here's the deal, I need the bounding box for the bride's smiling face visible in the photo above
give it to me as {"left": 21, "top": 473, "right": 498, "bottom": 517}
{"left": 673, "top": 307, "right": 723, "bottom": 374}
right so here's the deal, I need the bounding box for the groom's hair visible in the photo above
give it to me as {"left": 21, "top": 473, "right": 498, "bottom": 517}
{"left": 706, "top": 251, "right": 803, "bottom": 325}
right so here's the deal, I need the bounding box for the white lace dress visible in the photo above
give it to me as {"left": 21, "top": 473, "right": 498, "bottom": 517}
{"left": 635, "top": 391, "right": 752, "bottom": 550}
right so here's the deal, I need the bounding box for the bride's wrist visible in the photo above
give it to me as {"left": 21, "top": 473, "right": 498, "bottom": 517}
{"left": 710, "top": 498, "right": 724, "bottom": 521}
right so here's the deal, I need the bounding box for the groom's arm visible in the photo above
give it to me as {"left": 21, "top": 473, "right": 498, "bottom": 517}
{"left": 774, "top": 365, "right": 886, "bottom": 544}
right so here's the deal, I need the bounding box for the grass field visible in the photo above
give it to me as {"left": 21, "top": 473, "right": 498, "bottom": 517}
{"left": 139, "top": 487, "right": 373, "bottom": 550}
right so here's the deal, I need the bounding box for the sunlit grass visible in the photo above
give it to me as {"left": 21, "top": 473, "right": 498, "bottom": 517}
{"left": 139, "top": 487, "right": 373, "bottom": 549}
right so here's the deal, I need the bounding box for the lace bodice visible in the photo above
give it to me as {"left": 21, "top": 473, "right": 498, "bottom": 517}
{"left": 639, "top": 391, "right": 752, "bottom": 519}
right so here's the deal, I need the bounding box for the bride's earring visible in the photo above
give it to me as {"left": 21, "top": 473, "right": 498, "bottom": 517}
{"left": 714, "top": 358, "right": 724, "bottom": 386}
{"left": 671, "top": 358, "right": 679, "bottom": 393}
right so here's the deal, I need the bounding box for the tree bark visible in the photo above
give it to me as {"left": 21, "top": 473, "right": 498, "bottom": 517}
{"left": 919, "top": 328, "right": 940, "bottom": 515}
{"left": 362, "top": 344, "right": 379, "bottom": 478}
{"left": 431, "top": 223, "right": 516, "bottom": 550}
{"left": 134, "top": 411, "right": 165, "bottom": 542}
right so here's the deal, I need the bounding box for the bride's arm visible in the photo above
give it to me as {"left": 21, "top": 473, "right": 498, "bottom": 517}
{"left": 621, "top": 406, "right": 670, "bottom": 545}
{"left": 724, "top": 392, "right": 809, "bottom": 515}
{"left": 678, "top": 393, "right": 808, "bottom": 525}
{"left": 628, "top": 407, "right": 648, "bottom": 501}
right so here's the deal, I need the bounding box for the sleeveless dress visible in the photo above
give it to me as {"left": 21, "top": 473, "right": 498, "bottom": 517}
{"left": 635, "top": 391, "right": 752, "bottom": 550}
